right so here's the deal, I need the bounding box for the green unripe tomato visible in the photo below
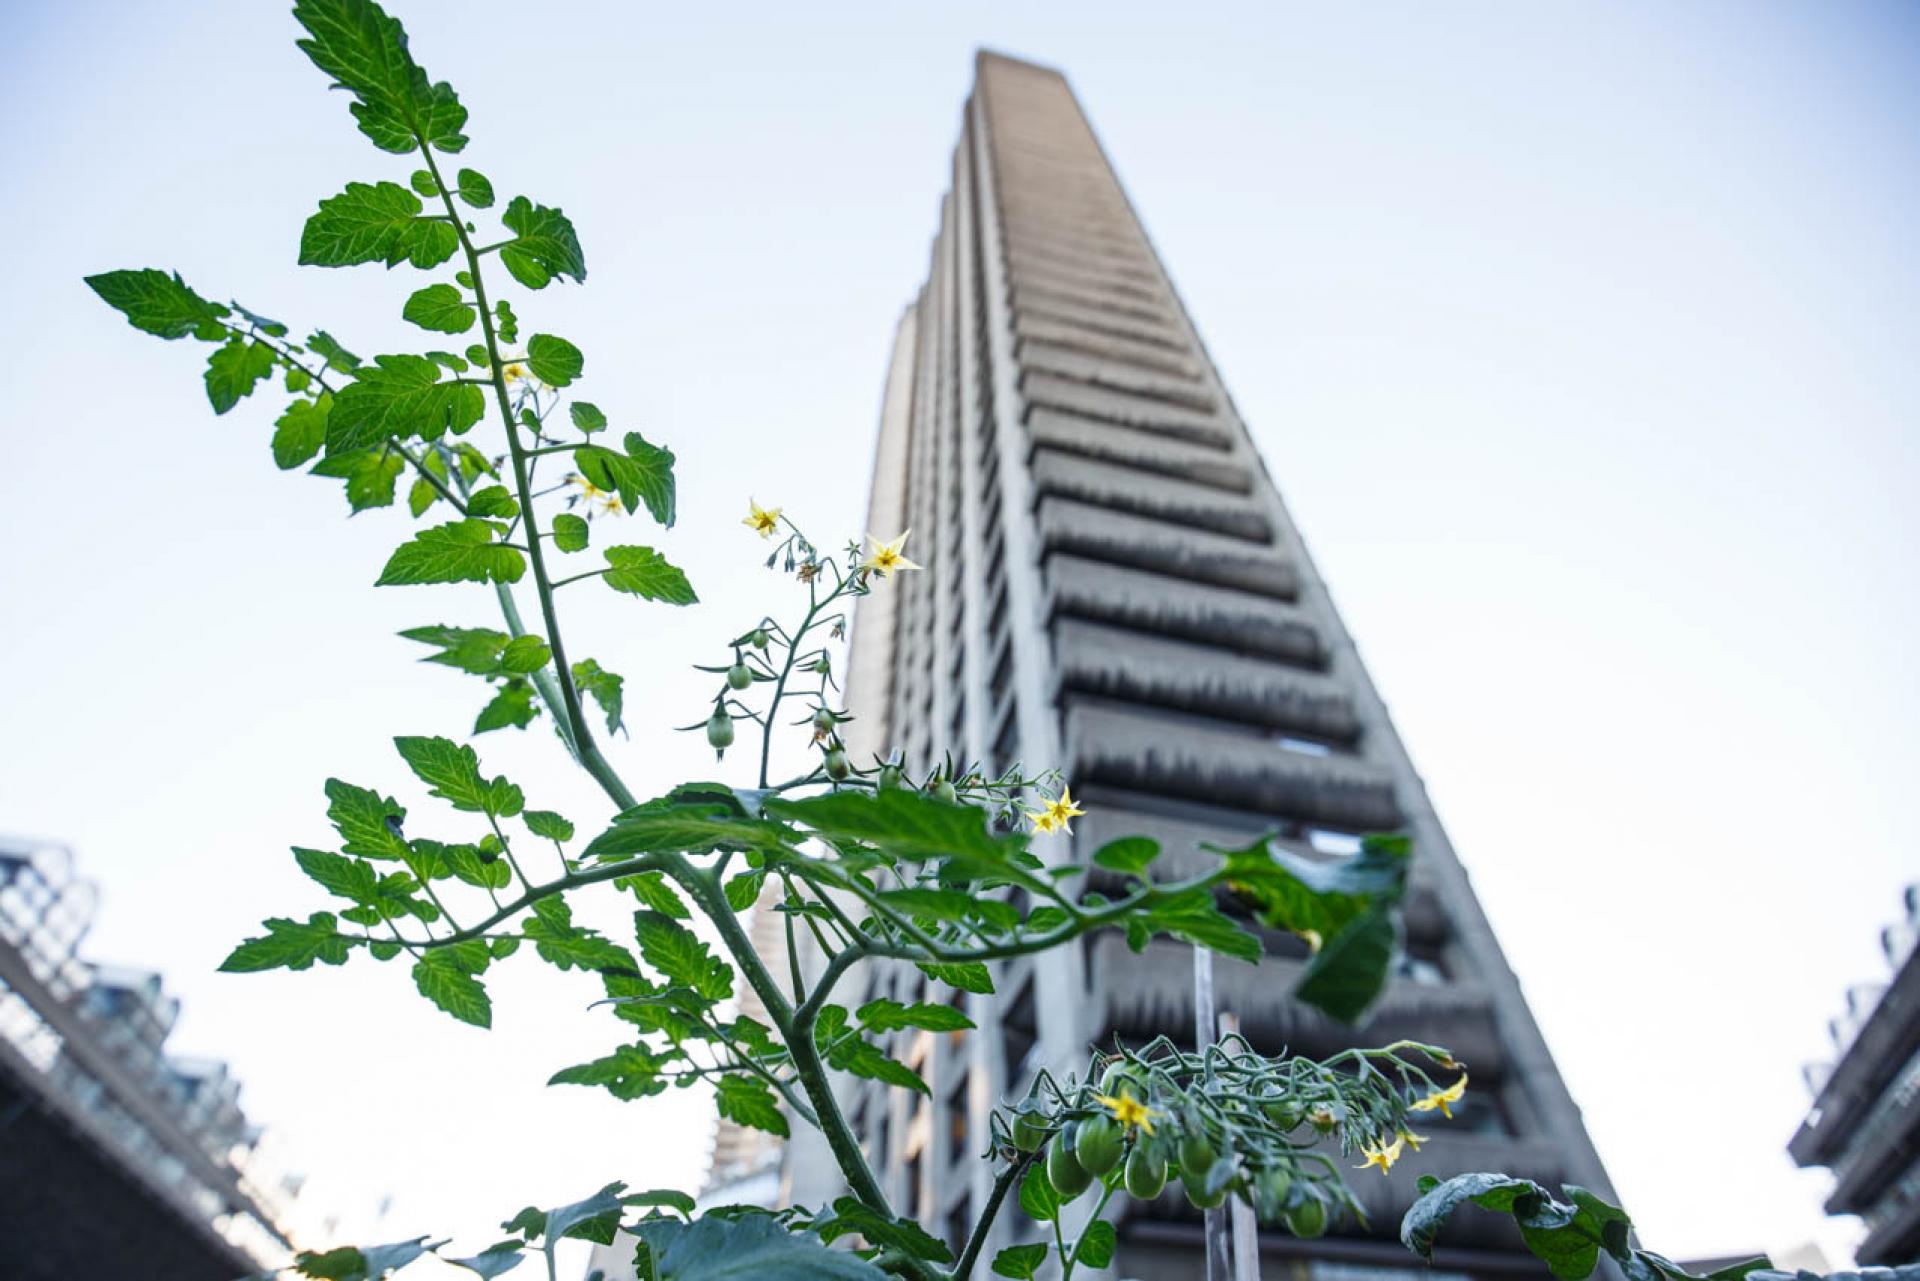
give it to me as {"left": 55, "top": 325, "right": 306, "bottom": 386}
{"left": 1177, "top": 1131, "right": 1216, "bottom": 1182}
{"left": 1100, "top": 1061, "right": 1148, "bottom": 1100}
{"left": 878, "top": 764, "right": 904, "bottom": 792}
{"left": 705, "top": 710, "right": 735, "bottom": 752}
{"left": 824, "top": 749, "right": 851, "bottom": 781}
{"left": 932, "top": 779, "right": 958, "bottom": 804}
{"left": 1308, "top": 1103, "right": 1339, "bottom": 1134}
{"left": 1252, "top": 1165, "right": 1294, "bottom": 1219}
{"left": 1046, "top": 1138, "right": 1093, "bottom": 1199}
{"left": 1181, "top": 1168, "right": 1228, "bottom": 1210}
{"left": 1123, "top": 1145, "right": 1168, "bottom": 1200}
{"left": 748, "top": 629, "right": 770, "bottom": 650}
{"left": 1286, "top": 1194, "right": 1329, "bottom": 1239}
{"left": 811, "top": 706, "right": 836, "bottom": 733}
{"left": 1074, "top": 1115, "right": 1123, "bottom": 1178}
{"left": 1011, "top": 1109, "right": 1049, "bottom": 1153}
{"left": 1262, "top": 1096, "right": 1305, "bottom": 1131}
{"left": 726, "top": 662, "right": 752, "bottom": 690}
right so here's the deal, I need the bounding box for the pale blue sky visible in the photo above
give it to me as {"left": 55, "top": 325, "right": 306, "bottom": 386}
{"left": 3, "top": 0, "right": 1916, "bottom": 1267}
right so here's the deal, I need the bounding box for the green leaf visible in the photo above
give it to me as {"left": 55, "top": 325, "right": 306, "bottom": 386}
{"left": 1092, "top": 836, "right": 1160, "bottom": 877}
{"left": 618, "top": 871, "right": 689, "bottom": 919}
{"left": 465, "top": 485, "right": 517, "bottom": 519}
{"left": 86, "top": 268, "right": 227, "bottom": 339}
{"left": 1153, "top": 900, "right": 1264, "bottom": 965}
{"left": 603, "top": 546, "right": 697, "bottom": 604}
{"left": 402, "top": 624, "right": 510, "bottom": 674}
{"left": 876, "top": 887, "right": 975, "bottom": 922}
{"left": 816, "top": 1198, "right": 951, "bottom": 1263}
{"left": 576, "top": 432, "right": 676, "bottom": 526}
{"left": 298, "top": 180, "right": 455, "bottom": 268}
{"left": 330, "top": 353, "right": 485, "bottom": 452}
{"left": 1017, "top": 1163, "right": 1060, "bottom": 1222}
{"left": 856, "top": 998, "right": 973, "bottom": 1033}
{"left": 324, "top": 777, "right": 411, "bottom": 860}
{"left": 631, "top": 1215, "right": 888, "bottom": 1280}
{"left": 500, "top": 634, "right": 551, "bottom": 673}
{"left": 724, "top": 869, "right": 765, "bottom": 912}
{"left": 273, "top": 395, "right": 331, "bottom": 469}
{"left": 572, "top": 658, "right": 625, "bottom": 734}
{"left": 765, "top": 790, "right": 1026, "bottom": 873}
{"left": 634, "top": 912, "right": 733, "bottom": 1000}
{"left": 456, "top": 168, "right": 494, "bottom": 208}
{"left": 220, "top": 912, "right": 353, "bottom": 973}
{"left": 413, "top": 952, "right": 491, "bottom": 1027}
{"left": 204, "top": 337, "right": 277, "bottom": 414}
{"left": 498, "top": 196, "right": 586, "bottom": 289}
{"left": 526, "top": 333, "right": 583, "bottom": 387}
{"left": 824, "top": 1032, "right": 926, "bottom": 1094}
{"left": 446, "top": 1248, "right": 523, "bottom": 1279}
{"left": 1293, "top": 906, "right": 1400, "bottom": 1024}
{"left": 549, "top": 1043, "right": 670, "bottom": 1101}
{"left": 294, "top": 847, "right": 379, "bottom": 901}
{"left": 394, "top": 735, "right": 524, "bottom": 817}
{"left": 409, "top": 168, "right": 437, "bottom": 197}
{"left": 916, "top": 960, "right": 994, "bottom": 994}
{"left": 1074, "top": 1220, "right": 1116, "bottom": 1268}
{"left": 552, "top": 513, "right": 589, "bottom": 552}
{"left": 293, "top": 0, "right": 469, "bottom": 154}
{"left": 569, "top": 401, "right": 606, "bottom": 433}
{"left": 441, "top": 840, "right": 512, "bottom": 890}
{"left": 377, "top": 519, "right": 525, "bottom": 586}
{"left": 992, "top": 1243, "right": 1050, "bottom": 1279}
{"left": 404, "top": 283, "right": 476, "bottom": 334}
{"left": 308, "top": 330, "right": 362, "bottom": 371}
{"left": 715, "top": 1074, "right": 789, "bottom": 1138}
{"left": 525, "top": 918, "right": 635, "bottom": 974}
{"left": 294, "top": 1237, "right": 434, "bottom": 1280}
{"left": 311, "top": 446, "right": 406, "bottom": 512}
{"left": 475, "top": 681, "right": 539, "bottom": 734}
{"left": 524, "top": 810, "right": 574, "bottom": 842}
{"left": 585, "top": 808, "right": 790, "bottom": 861}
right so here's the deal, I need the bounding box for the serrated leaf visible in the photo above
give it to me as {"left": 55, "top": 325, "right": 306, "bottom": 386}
{"left": 330, "top": 353, "right": 486, "bottom": 452}
{"left": 1092, "top": 836, "right": 1159, "bottom": 877}
{"left": 524, "top": 810, "right": 573, "bottom": 841}
{"left": 86, "top": 268, "right": 228, "bottom": 339}
{"left": 394, "top": 735, "right": 523, "bottom": 816}
{"left": 404, "top": 283, "right": 476, "bottom": 333}
{"left": 724, "top": 869, "right": 765, "bottom": 912}
{"left": 586, "top": 807, "right": 789, "bottom": 860}
{"left": 1017, "top": 1164, "right": 1060, "bottom": 1222}
{"left": 602, "top": 546, "right": 697, "bottom": 604}
{"left": 572, "top": 658, "right": 624, "bottom": 734}
{"left": 856, "top": 998, "right": 973, "bottom": 1033}
{"left": 715, "top": 1074, "right": 789, "bottom": 1138}
{"left": 916, "top": 960, "right": 994, "bottom": 994}
{"left": 205, "top": 337, "right": 276, "bottom": 414}
{"left": 764, "top": 789, "right": 1025, "bottom": 872}
{"left": 308, "top": 330, "right": 363, "bottom": 371}
{"left": 631, "top": 1215, "right": 888, "bottom": 1281}
{"left": 816, "top": 1198, "right": 950, "bottom": 1263}
{"left": 298, "top": 180, "right": 456, "bottom": 268}
{"left": 293, "top": 0, "right": 468, "bottom": 154}
{"left": 294, "top": 1236, "right": 434, "bottom": 1281}
{"left": 993, "top": 1242, "right": 1049, "bottom": 1278}
{"left": 468, "top": 484, "right": 519, "bottom": 519}
{"left": 456, "top": 168, "right": 494, "bottom": 208}
{"left": 377, "top": 519, "right": 525, "bottom": 586}
{"left": 526, "top": 333, "right": 583, "bottom": 387}
{"left": 1075, "top": 1220, "right": 1115, "bottom": 1268}
{"left": 446, "top": 1248, "right": 522, "bottom": 1279}
{"left": 311, "top": 445, "right": 406, "bottom": 512}
{"left": 220, "top": 912, "right": 352, "bottom": 973}
{"left": 634, "top": 911, "right": 733, "bottom": 1000}
{"left": 569, "top": 401, "right": 606, "bottom": 433}
{"left": 824, "top": 1032, "right": 926, "bottom": 1094}
{"left": 1293, "top": 905, "right": 1400, "bottom": 1024}
{"left": 500, "top": 634, "right": 551, "bottom": 673}
{"left": 498, "top": 196, "right": 586, "bottom": 289}
{"left": 273, "top": 395, "right": 332, "bottom": 469}
{"left": 294, "top": 847, "right": 379, "bottom": 901}
{"left": 402, "top": 624, "right": 510, "bottom": 674}
{"left": 618, "top": 871, "right": 690, "bottom": 919}
{"left": 549, "top": 1043, "right": 671, "bottom": 1101}
{"left": 552, "top": 513, "right": 589, "bottom": 552}
{"left": 576, "top": 432, "right": 676, "bottom": 526}
{"left": 413, "top": 952, "right": 491, "bottom": 1026}
{"left": 324, "top": 777, "right": 411, "bottom": 860}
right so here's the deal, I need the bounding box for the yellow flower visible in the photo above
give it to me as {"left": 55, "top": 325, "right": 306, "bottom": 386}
{"left": 1409, "top": 1074, "right": 1468, "bottom": 1119}
{"left": 1025, "top": 786, "right": 1086, "bottom": 836}
{"left": 862, "top": 530, "right": 921, "bottom": 578}
{"left": 743, "top": 499, "right": 782, "bottom": 538}
{"left": 570, "top": 474, "right": 610, "bottom": 501}
{"left": 1356, "top": 1133, "right": 1405, "bottom": 1175}
{"left": 503, "top": 362, "right": 528, "bottom": 382}
{"left": 1399, "top": 1129, "right": 1428, "bottom": 1152}
{"left": 1095, "top": 1090, "right": 1158, "bottom": 1136}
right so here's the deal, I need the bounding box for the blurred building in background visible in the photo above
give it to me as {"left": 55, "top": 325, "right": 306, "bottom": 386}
{"left": 0, "top": 836, "right": 303, "bottom": 1280}
{"left": 1792, "top": 884, "right": 1920, "bottom": 1265}
{"left": 763, "top": 50, "right": 1618, "bottom": 1281}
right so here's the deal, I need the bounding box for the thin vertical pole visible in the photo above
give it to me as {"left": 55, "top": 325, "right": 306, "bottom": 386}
{"left": 1219, "top": 1011, "right": 1262, "bottom": 1281}
{"left": 1194, "top": 947, "right": 1231, "bottom": 1281}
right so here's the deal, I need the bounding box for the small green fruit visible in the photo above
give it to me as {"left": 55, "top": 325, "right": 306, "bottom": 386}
{"left": 1011, "top": 1109, "right": 1049, "bottom": 1153}
{"left": 932, "top": 778, "right": 958, "bottom": 803}
{"left": 1285, "top": 1194, "right": 1329, "bottom": 1238}
{"left": 812, "top": 706, "right": 836, "bottom": 733}
{"left": 824, "top": 749, "right": 851, "bottom": 781}
{"left": 1047, "top": 1138, "right": 1093, "bottom": 1199}
{"left": 1177, "top": 1131, "right": 1216, "bottom": 1182}
{"left": 878, "top": 764, "right": 904, "bottom": 791}
{"left": 726, "top": 662, "right": 752, "bottom": 690}
{"left": 1100, "top": 1061, "right": 1148, "bottom": 1099}
{"left": 705, "top": 710, "right": 734, "bottom": 752}
{"left": 1252, "top": 1165, "right": 1294, "bottom": 1219}
{"left": 748, "top": 629, "right": 770, "bottom": 649}
{"left": 1074, "top": 1115, "right": 1123, "bottom": 1178}
{"left": 1124, "top": 1145, "right": 1167, "bottom": 1200}
{"left": 1181, "top": 1168, "right": 1227, "bottom": 1210}
{"left": 1262, "top": 1096, "right": 1305, "bottom": 1131}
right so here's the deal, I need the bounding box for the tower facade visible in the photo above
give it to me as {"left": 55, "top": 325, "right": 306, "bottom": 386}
{"left": 793, "top": 51, "right": 1615, "bottom": 1279}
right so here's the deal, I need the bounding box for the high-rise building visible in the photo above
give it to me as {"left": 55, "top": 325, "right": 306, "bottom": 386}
{"left": 1791, "top": 885, "right": 1920, "bottom": 1266}
{"left": 0, "top": 837, "right": 302, "bottom": 1280}
{"left": 779, "top": 50, "right": 1619, "bottom": 1279}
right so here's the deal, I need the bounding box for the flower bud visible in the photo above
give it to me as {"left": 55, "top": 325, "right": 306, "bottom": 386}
{"left": 706, "top": 709, "right": 735, "bottom": 755}
{"left": 824, "top": 748, "right": 851, "bottom": 781}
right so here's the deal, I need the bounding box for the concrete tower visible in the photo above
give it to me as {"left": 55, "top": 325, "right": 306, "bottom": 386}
{"left": 780, "top": 51, "right": 1615, "bottom": 1279}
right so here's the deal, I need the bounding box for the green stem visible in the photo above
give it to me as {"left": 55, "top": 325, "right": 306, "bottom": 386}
{"left": 1063, "top": 1180, "right": 1118, "bottom": 1277}
{"left": 951, "top": 1154, "right": 1033, "bottom": 1280}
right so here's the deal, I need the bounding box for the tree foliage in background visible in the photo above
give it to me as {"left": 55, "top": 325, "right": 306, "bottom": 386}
{"left": 90, "top": 4, "right": 1784, "bottom": 1280}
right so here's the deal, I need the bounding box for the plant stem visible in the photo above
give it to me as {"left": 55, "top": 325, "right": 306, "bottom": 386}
{"left": 951, "top": 1154, "right": 1033, "bottom": 1280}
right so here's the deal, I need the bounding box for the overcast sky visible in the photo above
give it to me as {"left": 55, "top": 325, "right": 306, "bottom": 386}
{"left": 4, "top": 0, "right": 1916, "bottom": 1271}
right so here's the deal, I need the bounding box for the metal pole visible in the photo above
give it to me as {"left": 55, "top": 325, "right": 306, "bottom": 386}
{"left": 1219, "top": 1011, "right": 1262, "bottom": 1281}
{"left": 1193, "top": 946, "right": 1232, "bottom": 1281}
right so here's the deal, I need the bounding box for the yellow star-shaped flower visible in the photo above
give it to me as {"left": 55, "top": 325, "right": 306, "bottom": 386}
{"left": 1409, "top": 1074, "right": 1468, "bottom": 1119}
{"left": 743, "top": 499, "right": 782, "bottom": 538}
{"left": 862, "top": 530, "right": 920, "bottom": 578}
{"left": 1399, "top": 1129, "right": 1428, "bottom": 1152}
{"left": 1095, "top": 1090, "right": 1158, "bottom": 1136}
{"left": 1025, "top": 786, "right": 1086, "bottom": 836}
{"left": 503, "top": 362, "right": 528, "bottom": 382}
{"left": 1356, "top": 1133, "right": 1405, "bottom": 1175}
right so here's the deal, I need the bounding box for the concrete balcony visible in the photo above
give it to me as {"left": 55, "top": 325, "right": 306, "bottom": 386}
{"left": 1037, "top": 497, "right": 1296, "bottom": 598}
{"left": 1031, "top": 449, "right": 1272, "bottom": 541}
{"left": 1043, "top": 553, "right": 1324, "bottom": 664}
{"left": 1027, "top": 407, "right": 1253, "bottom": 493}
